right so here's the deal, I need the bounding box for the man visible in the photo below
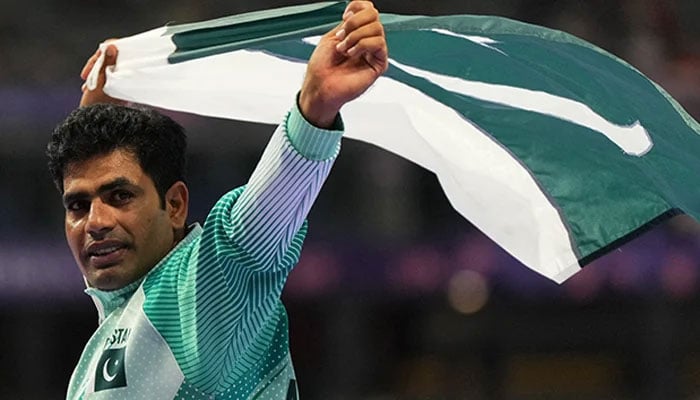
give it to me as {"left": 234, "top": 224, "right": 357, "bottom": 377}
{"left": 46, "top": 2, "right": 387, "bottom": 398}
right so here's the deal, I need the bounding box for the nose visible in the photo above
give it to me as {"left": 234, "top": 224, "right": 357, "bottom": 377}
{"left": 85, "top": 200, "right": 116, "bottom": 239}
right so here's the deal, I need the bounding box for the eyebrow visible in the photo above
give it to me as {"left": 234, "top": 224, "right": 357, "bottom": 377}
{"left": 62, "top": 177, "right": 136, "bottom": 207}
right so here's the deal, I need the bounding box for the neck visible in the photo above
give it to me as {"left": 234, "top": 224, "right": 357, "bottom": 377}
{"left": 173, "top": 226, "right": 186, "bottom": 244}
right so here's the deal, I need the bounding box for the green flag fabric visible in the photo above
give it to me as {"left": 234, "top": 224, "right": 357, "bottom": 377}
{"left": 87, "top": 1, "right": 700, "bottom": 283}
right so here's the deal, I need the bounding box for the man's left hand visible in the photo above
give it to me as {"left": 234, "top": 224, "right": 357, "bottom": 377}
{"left": 299, "top": 1, "right": 388, "bottom": 128}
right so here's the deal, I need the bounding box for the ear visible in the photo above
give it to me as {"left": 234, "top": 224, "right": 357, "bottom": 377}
{"left": 164, "top": 181, "right": 189, "bottom": 229}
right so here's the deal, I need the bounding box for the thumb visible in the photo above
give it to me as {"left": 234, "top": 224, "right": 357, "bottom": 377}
{"left": 103, "top": 44, "right": 118, "bottom": 67}
{"left": 85, "top": 43, "right": 118, "bottom": 92}
{"left": 80, "top": 43, "right": 124, "bottom": 107}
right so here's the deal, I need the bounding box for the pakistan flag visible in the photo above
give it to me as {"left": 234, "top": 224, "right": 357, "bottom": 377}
{"left": 87, "top": 1, "right": 700, "bottom": 283}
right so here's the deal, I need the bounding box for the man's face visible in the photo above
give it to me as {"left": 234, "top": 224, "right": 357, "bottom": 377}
{"left": 62, "top": 149, "right": 178, "bottom": 291}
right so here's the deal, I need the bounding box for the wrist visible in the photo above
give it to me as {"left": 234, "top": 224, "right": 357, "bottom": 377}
{"left": 298, "top": 88, "right": 341, "bottom": 129}
{"left": 286, "top": 102, "right": 344, "bottom": 161}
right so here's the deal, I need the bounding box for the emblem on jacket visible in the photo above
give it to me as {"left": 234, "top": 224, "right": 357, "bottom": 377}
{"left": 94, "top": 328, "right": 130, "bottom": 392}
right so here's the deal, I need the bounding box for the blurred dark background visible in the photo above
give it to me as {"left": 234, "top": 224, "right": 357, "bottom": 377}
{"left": 1, "top": 0, "right": 700, "bottom": 399}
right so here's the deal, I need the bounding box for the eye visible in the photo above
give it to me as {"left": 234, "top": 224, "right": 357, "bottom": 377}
{"left": 110, "top": 190, "right": 134, "bottom": 205}
{"left": 66, "top": 200, "right": 89, "bottom": 213}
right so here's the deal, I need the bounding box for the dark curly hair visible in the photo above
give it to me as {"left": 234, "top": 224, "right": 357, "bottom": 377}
{"left": 47, "top": 104, "right": 187, "bottom": 207}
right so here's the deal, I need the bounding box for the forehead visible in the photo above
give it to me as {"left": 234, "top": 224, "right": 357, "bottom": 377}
{"left": 63, "top": 149, "right": 146, "bottom": 193}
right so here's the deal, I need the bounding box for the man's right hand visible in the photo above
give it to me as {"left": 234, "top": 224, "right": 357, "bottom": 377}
{"left": 79, "top": 43, "right": 125, "bottom": 107}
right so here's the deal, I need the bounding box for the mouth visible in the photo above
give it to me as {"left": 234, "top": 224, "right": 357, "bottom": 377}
{"left": 84, "top": 242, "right": 129, "bottom": 269}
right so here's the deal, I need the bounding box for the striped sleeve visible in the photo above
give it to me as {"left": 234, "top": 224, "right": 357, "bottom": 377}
{"left": 176, "top": 101, "right": 343, "bottom": 392}
{"left": 228, "top": 101, "right": 343, "bottom": 270}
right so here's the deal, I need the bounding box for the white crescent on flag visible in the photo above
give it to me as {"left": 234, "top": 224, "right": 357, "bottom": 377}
{"left": 86, "top": 1, "right": 700, "bottom": 283}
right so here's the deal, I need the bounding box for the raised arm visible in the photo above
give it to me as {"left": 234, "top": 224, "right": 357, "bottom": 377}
{"left": 228, "top": 1, "right": 388, "bottom": 268}
{"left": 185, "top": 3, "right": 387, "bottom": 390}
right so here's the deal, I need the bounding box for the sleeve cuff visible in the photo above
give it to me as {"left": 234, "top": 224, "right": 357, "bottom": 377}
{"left": 285, "top": 98, "right": 344, "bottom": 161}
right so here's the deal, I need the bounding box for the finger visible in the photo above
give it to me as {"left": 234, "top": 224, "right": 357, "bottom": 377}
{"left": 336, "top": 21, "right": 384, "bottom": 55}
{"left": 80, "top": 39, "right": 119, "bottom": 80}
{"left": 327, "top": 21, "right": 344, "bottom": 40}
{"left": 80, "top": 50, "right": 102, "bottom": 80}
{"left": 103, "top": 44, "right": 118, "bottom": 67}
{"left": 362, "top": 44, "right": 389, "bottom": 74}
{"left": 90, "top": 44, "right": 118, "bottom": 90}
{"left": 343, "top": 1, "right": 376, "bottom": 20}
{"left": 336, "top": 3, "right": 379, "bottom": 41}
{"left": 347, "top": 36, "right": 388, "bottom": 71}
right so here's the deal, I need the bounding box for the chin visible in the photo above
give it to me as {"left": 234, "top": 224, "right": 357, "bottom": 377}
{"left": 87, "top": 269, "right": 129, "bottom": 291}
{"left": 91, "top": 279, "right": 124, "bottom": 291}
